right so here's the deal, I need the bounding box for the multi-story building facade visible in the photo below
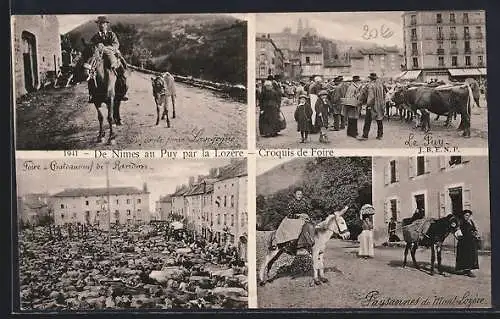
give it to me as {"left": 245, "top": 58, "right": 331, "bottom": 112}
{"left": 169, "top": 160, "right": 248, "bottom": 254}
{"left": 212, "top": 160, "right": 248, "bottom": 245}
{"left": 373, "top": 156, "right": 490, "bottom": 249}
{"left": 171, "top": 186, "right": 188, "bottom": 219}
{"left": 155, "top": 195, "right": 172, "bottom": 221}
{"left": 12, "top": 15, "right": 62, "bottom": 98}
{"left": 401, "top": 10, "right": 486, "bottom": 82}
{"left": 347, "top": 47, "right": 403, "bottom": 79}
{"left": 51, "top": 184, "right": 150, "bottom": 227}
{"left": 256, "top": 35, "right": 285, "bottom": 80}
{"left": 17, "top": 193, "right": 51, "bottom": 226}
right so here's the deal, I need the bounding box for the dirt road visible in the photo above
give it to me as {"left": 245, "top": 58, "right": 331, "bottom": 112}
{"left": 256, "top": 231, "right": 491, "bottom": 309}
{"left": 15, "top": 70, "right": 247, "bottom": 150}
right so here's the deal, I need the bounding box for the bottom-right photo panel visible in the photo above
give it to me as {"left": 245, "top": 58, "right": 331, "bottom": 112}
{"left": 256, "top": 156, "right": 490, "bottom": 309}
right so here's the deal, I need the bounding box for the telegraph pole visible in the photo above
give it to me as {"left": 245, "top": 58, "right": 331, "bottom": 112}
{"left": 106, "top": 161, "right": 112, "bottom": 256}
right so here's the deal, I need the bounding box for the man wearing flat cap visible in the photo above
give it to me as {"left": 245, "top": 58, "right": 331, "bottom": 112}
{"left": 89, "top": 16, "right": 129, "bottom": 102}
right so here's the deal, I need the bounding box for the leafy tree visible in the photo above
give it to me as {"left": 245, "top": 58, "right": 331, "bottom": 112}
{"left": 256, "top": 157, "right": 372, "bottom": 239}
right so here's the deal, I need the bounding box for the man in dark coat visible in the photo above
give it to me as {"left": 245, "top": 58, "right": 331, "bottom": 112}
{"left": 88, "top": 16, "right": 129, "bottom": 102}
{"left": 455, "top": 209, "right": 480, "bottom": 277}
{"left": 329, "top": 76, "right": 347, "bottom": 131}
{"left": 359, "top": 73, "right": 385, "bottom": 140}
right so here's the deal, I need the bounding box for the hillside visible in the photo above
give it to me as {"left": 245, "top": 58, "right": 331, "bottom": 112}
{"left": 64, "top": 14, "right": 247, "bottom": 84}
{"left": 256, "top": 158, "right": 310, "bottom": 196}
{"left": 65, "top": 14, "right": 239, "bottom": 43}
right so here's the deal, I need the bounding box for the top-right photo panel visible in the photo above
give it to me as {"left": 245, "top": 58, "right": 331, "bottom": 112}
{"left": 256, "top": 11, "right": 487, "bottom": 149}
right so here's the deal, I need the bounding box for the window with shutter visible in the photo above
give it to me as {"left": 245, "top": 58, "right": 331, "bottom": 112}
{"left": 439, "top": 157, "right": 447, "bottom": 170}
{"left": 395, "top": 160, "right": 400, "bottom": 182}
{"left": 463, "top": 187, "right": 472, "bottom": 210}
{"left": 384, "top": 200, "right": 389, "bottom": 223}
{"left": 408, "top": 157, "right": 415, "bottom": 178}
{"left": 439, "top": 191, "right": 446, "bottom": 217}
{"left": 384, "top": 164, "right": 389, "bottom": 185}
{"left": 396, "top": 198, "right": 401, "bottom": 221}
{"left": 424, "top": 157, "right": 431, "bottom": 173}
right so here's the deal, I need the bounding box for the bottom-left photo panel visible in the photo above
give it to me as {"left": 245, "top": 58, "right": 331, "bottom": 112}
{"left": 14, "top": 157, "right": 248, "bottom": 311}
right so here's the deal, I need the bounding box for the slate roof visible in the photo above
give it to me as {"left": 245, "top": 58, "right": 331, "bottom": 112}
{"left": 53, "top": 187, "right": 144, "bottom": 197}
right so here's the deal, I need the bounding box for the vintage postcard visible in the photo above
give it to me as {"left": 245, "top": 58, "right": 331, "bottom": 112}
{"left": 15, "top": 157, "right": 248, "bottom": 310}
{"left": 255, "top": 11, "right": 487, "bottom": 151}
{"left": 256, "top": 155, "right": 490, "bottom": 308}
{"left": 12, "top": 14, "right": 248, "bottom": 150}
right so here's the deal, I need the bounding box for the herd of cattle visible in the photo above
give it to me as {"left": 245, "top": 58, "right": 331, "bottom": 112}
{"left": 384, "top": 78, "right": 484, "bottom": 138}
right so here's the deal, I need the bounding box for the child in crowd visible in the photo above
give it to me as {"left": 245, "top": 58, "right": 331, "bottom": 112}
{"left": 294, "top": 94, "right": 312, "bottom": 143}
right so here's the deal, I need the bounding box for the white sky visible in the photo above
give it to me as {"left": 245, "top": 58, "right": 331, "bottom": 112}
{"left": 256, "top": 12, "right": 404, "bottom": 48}
{"left": 57, "top": 13, "right": 247, "bottom": 35}
{"left": 16, "top": 158, "right": 232, "bottom": 210}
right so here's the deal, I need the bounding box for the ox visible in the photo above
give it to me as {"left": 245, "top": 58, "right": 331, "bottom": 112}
{"left": 390, "top": 83, "right": 477, "bottom": 137}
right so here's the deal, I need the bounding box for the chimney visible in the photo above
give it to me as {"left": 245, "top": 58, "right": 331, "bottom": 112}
{"left": 188, "top": 176, "right": 195, "bottom": 187}
{"left": 209, "top": 168, "right": 216, "bottom": 178}
{"left": 215, "top": 167, "right": 221, "bottom": 177}
{"left": 143, "top": 182, "right": 148, "bottom": 193}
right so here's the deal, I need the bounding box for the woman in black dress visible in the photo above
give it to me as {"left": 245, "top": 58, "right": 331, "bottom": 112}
{"left": 455, "top": 209, "right": 480, "bottom": 277}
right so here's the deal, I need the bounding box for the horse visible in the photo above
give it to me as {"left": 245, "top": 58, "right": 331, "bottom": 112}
{"left": 402, "top": 214, "right": 463, "bottom": 275}
{"left": 151, "top": 73, "right": 176, "bottom": 127}
{"left": 259, "top": 206, "right": 350, "bottom": 286}
{"left": 80, "top": 39, "right": 126, "bottom": 144}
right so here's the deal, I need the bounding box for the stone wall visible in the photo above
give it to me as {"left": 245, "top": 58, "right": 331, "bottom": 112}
{"left": 12, "top": 15, "right": 62, "bottom": 99}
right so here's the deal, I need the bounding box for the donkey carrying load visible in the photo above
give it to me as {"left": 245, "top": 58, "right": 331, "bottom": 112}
{"left": 402, "top": 214, "right": 463, "bottom": 275}
{"left": 259, "top": 206, "right": 350, "bottom": 286}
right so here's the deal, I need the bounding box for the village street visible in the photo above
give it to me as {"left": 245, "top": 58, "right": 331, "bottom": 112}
{"left": 256, "top": 231, "right": 491, "bottom": 309}
{"left": 256, "top": 96, "right": 488, "bottom": 150}
{"left": 15, "top": 70, "right": 247, "bottom": 150}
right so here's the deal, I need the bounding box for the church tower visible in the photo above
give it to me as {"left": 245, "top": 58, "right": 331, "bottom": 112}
{"left": 297, "top": 18, "right": 303, "bottom": 35}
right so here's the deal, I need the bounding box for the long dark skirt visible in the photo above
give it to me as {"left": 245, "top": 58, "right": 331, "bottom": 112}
{"left": 259, "top": 105, "right": 280, "bottom": 136}
{"left": 456, "top": 237, "right": 479, "bottom": 271}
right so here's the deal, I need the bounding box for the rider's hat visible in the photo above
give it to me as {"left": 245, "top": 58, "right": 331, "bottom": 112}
{"left": 95, "top": 16, "right": 110, "bottom": 24}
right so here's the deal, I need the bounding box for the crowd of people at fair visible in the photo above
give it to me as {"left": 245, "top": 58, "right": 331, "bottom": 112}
{"left": 257, "top": 74, "right": 487, "bottom": 144}
{"left": 18, "top": 221, "right": 248, "bottom": 310}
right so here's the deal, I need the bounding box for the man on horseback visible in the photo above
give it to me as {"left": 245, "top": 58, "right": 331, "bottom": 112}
{"left": 88, "top": 16, "right": 129, "bottom": 103}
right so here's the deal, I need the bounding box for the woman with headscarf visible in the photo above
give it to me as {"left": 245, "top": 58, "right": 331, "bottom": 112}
{"left": 258, "top": 77, "right": 281, "bottom": 137}
{"left": 455, "top": 209, "right": 480, "bottom": 277}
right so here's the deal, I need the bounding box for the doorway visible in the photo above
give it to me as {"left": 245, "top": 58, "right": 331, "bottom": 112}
{"left": 448, "top": 186, "right": 463, "bottom": 215}
{"left": 414, "top": 194, "right": 426, "bottom": 214}
{"left": 21, "top": 31, "right": 38, "bottom": 92}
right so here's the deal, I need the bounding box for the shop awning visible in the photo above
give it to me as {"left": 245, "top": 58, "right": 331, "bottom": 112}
{"left": 448, "top": 68, "right": 484, "bottom": 77}
{"left": 394, "top": 71, "right": 408, "bottom": 79}
{"left": 399, "top": 70, "right": 422, "bottom": 80}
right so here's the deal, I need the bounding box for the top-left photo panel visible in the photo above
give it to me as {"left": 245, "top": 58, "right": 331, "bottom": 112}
{"left": 11, "top": 14, "right": 248, "bottom": 150}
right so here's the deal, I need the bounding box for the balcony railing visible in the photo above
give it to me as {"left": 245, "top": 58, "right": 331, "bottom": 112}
{"left": 437, "top": 48, "right": 445, "bottom": 55}
{"left": 475, "top": 32, "right": 484, "bottom": 39}
{"left": 411, "top": 50, "right": 419, "bottom": 56}
{"left": 464, "top": 48, "right": 471, "bottom": 54}
{"left": 437, "top": 33, "right": 444, "bottom": 40}
{"left": 450, "top": 48, "right": 459, "bottom": 54}
{"left": 475, "top": 48, "right": 485, "bottom": 54}
{"left": 410, "top": 35, "right": 418, "bottom": 41}
{"left": 450, "top": 33, "right": 457, "bottom": 40}
{"left": 464, "top": 33, "right": 471, "bottom": 40}
{"left": 478, "top": 62, "right": 485, "bottom": 67}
